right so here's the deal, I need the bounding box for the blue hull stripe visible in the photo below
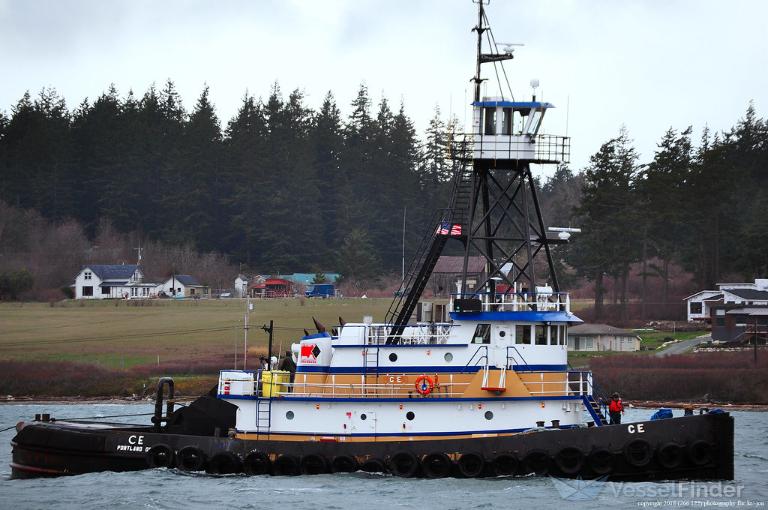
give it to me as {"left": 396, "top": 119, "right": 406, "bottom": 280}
{"left": 295, "top": 364, "right": 567, "bottom": 374}
{"left": 220, "top": 394, "right": 584, "bottom": 403}
{"left": 237, "top": 424, "right": 581, "bottom": 437}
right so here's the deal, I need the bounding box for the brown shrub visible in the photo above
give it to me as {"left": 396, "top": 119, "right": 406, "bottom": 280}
{"left": 591, "top": 351, "right": 768, "bottom": 403}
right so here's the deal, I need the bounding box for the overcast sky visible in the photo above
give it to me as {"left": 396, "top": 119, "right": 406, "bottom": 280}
{"left": 1, "top": 0, "right": 766, "bottom": 170}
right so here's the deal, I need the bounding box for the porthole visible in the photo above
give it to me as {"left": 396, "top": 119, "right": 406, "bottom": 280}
{"left": 361, "top": 413, "right": 367, "bottom": 421}
{"left": 444, "top": 352, "right": 453, "bottom": 362}
{"left": 484, "top": 411, "right": 494, "bottom": 420}
{"left": 499, "top": 331, "right": 506, "bottom": 337}
{"left": 286, "top": 411, "right": 295, "bottom": 420}
{"left": 406, "top": 411, "right": 415, "bottom": 421}
{"left": 389, "top": 353, "right": 398, "bottom": 362}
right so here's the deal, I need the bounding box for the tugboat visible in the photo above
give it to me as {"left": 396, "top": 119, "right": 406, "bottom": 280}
{"left": 11, "top": 1, "right": 733, "bottom": 480}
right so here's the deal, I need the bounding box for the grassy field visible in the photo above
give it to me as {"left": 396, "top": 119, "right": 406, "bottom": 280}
{"left": 0, "top": 298, "right": 391, "bottom": 369}
{"left": 0, "top": 298, "right": 711, "bottom": 397}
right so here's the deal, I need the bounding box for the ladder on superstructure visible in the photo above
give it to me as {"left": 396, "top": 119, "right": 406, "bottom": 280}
{"left": 385, "top": 150, "right": 474, "bottom": 343}
{"left": 256, "top": 398, "right": 272, "bottom": 434}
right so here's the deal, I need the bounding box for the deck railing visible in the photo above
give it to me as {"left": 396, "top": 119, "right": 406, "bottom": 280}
{"left": 452, "top": 291, "right": 570, "bottom": 313}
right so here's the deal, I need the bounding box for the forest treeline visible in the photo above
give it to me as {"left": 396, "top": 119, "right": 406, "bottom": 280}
{"left": 0, "top": 81, "right": 455, "bottom": 281}
{"left": 0, "top": 82, "right": 766, "bottom": 309}
{"left": 564, "top": 106, "right": 768, "bottom": 318}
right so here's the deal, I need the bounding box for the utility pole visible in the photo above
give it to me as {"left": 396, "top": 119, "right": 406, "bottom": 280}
{"left": 262, "top": 320, "right": 274, "bottom": 370}
{"left": 244, "top": 294, "right": 251, "bottom": 369}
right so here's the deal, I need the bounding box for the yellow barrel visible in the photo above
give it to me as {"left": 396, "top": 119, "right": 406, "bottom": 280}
{"left": 262, "top": 370, "right": 291, "bottom": 397}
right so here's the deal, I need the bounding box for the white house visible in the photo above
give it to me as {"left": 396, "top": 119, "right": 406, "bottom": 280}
{"left": 158, "top": 275, "right": 209, "bottom": 298}
{"left": 567, "top": 324, "right": 641, "bottom": 352}
{"left": 234, "top": 274, "right": 249, "bottom": 298}
{"left": 685, "top": 278, "right": 768, "bottom": 322}
{"left": 74, "top": 264, "right": 146, "bottom": 299}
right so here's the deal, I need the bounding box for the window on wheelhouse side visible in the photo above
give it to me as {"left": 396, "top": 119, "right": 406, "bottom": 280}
{"left": 559, "top": 325, "right": 567, "bottom": 345}
{"left": 472, "top": 324, "right": 491, "bottom": 344}
{"left": 515, "top": 325, "right": 531, "bottom": 344}
{"left": 535, "top": 325, "right": 547, "bottom": 345}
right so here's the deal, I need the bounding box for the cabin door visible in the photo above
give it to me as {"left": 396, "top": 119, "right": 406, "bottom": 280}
{"left": 490, "top": 325, "right": 513, "bottom": 368}
{"left": 353, "top": 411, "right": 376, "bottom": 435}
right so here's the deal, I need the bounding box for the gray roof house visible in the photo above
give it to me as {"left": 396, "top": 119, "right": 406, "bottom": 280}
{"left": 567, "top": 323, "right": 641, "bottom": 352}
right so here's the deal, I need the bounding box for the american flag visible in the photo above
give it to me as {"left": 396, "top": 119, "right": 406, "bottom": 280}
{"left": 436, "top": 222, "right": 462, "bottom": 236}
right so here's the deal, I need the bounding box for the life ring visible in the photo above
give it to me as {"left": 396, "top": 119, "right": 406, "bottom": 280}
{"left": 415, "top": 375, "right": 435, "bottom": 396}
{"left": 145, "top": 444, "right": 174, "bottom": 468}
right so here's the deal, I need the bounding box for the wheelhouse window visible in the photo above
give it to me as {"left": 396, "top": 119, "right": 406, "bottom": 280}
{"left": 515, "top": 325, "right": 531, "bottom": 344}
{"left": 535, "top": 325, "right": 547, "bottom": 345}
{"left": 501, "top": 108, "right": 512, "bottom": 135}
{"left": 472, "top": 324, "right": 491, "bottom": 344}
{"left": 484, "top": 107, "right": 497, "bottom": 135}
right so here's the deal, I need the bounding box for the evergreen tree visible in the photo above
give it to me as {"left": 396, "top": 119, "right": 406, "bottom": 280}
{"left": 180, "top": 86, "right": 222, "bottom": 251}
{"left": 225, "top": 93, "right": 268, "bottom": 264}
{"left": 636, "top": 126, "right": 693, "bottom": 303}
{"left": 570, "top": 128, "right": 640, "bottom": 318}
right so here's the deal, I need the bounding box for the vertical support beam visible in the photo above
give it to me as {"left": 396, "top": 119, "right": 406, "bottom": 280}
{"left": 481, "top": 164, "right": 495, "bottom": 297}
{"left": 526, "top": 165, "right": 560, "bottom": 292}
{"left": 519, "top": 166, "right": 535, "bottom": 291}
{"left": 461, "top": 162, "right": 481, "bottom": 298}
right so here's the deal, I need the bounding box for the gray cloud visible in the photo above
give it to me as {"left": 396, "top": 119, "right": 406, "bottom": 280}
{"left": 1, "top": 0, "right": 766, "bottom": 169}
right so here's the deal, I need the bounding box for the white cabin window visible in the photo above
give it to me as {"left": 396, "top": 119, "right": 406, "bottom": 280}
{"left": 502, "top": 108, "right": 512, "bottom": 135}
{"left": 535, "top": 325, "right": 547, "bottom": 345}
{"left": 515, "top": 325, "right": 531, "bottom": 344}
{"left": 472, "top": 324, "right": 491, "bottom": 344}
{"left": 560, "top": 325, "right": 567, "bottom": 345}
{"left": 484, "top": 108, "right": 497, "bottom": 135}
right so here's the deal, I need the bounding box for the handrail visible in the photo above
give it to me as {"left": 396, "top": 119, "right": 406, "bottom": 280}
{"left": 505, "top": 345, "right": 532, "bottom": 369}
{"left": 450, "top": 291, "right": 570, "bottom": 313}
{"left": 463, "top": 345, "right": 488, "bottom": 372}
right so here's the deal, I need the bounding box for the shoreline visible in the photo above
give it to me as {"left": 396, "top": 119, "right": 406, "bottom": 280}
{"left": 628, "top": 400, "right": 768, "bottom": 411}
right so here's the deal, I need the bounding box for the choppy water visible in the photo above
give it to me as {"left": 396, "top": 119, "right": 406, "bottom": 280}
{"left": 0, "top": 404, "right": 766, "bottom": 509}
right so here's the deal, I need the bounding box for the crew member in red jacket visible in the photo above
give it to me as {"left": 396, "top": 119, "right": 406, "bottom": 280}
{"left": 608, "top": 392, "right": 625, "bottom": 424}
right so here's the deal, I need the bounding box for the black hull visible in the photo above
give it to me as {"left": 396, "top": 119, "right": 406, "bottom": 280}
{"left": 11, "top": 412, "right": 734, "bottom": 481}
